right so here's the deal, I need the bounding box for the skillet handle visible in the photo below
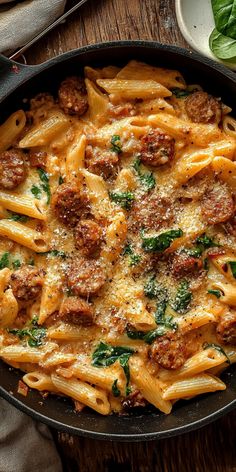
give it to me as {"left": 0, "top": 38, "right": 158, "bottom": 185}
{"left": 0, "top": 55, "right": 39, "bottom": 103}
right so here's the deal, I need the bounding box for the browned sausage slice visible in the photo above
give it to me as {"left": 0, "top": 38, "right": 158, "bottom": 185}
{"left": 74, "top": 219, "right": 103, "bottom": 255}
{"left": 171, "top": 252, "right": 202, "bottom": 278}
{"left": 129, "top": 192, "right": 174, "bottom": 231}
{"left": 59, "top": 296, "right": 94, "bottom": 326}
{"left": 140, "top": 130, "right": 175, "bottom": 166}
{"left": 10, "top": 266, "right": 44, "bottom": 301}
{"left": 66, "top": 257, "right": 106, "bottom": 297}
{"left": 0, "top": 149, "right": 27, "bottom": 190}
{"left": 29, "top": 150, "right": 47, "bottom": 169}
{"left": 52, "top": 183, "right": 90, "bottom": 227}
{"left": 150, "top": 332, "right": 189, "bottom": 370}
{"left": 185, "top": 91, "right": 222, "bottom": 124}
{"left": 201, "top": 185, "right": 234, "bottom": 225}
{"left": 58, "top": 76, "right": 88, "bottom": 116}
{"left": 85, "top": 145, "right": 119, "bottom": 180}
{"left": 216, "top": 312, "right": 236, "bottom": 345}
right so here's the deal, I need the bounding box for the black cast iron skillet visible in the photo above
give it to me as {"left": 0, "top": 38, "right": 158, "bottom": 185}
{"left": 0, "top": 41, "right": 235, "bottom": 441}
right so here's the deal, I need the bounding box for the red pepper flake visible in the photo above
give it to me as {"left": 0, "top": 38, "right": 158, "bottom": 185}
{"left": 17, "top": 380, "right": 28, "bottom": 397}
{"left": 11, "top": 64, "right": 20, "bottom": 74}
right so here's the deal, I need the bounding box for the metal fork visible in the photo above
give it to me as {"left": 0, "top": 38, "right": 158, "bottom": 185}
{"left": 8, "top": 0, "right": 89, "bottom": 61}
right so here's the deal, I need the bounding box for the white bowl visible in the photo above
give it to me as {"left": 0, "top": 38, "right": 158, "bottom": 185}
{"left": 175, "top": 0, "right": 236, "bottom": 71}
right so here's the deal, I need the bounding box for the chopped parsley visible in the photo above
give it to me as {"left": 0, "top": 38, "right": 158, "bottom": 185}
{"left": 31, "top": 184, "right": 41, "bottom": 199}
{"left": 172, "top": 280, "right": 192, "bottom": 314}
{"left": 133, "top": 157, "right": 156, "bottom": 190}
{"left": 141, "top": 229, "right": 183, "bottom": 253}
{"left": 203, "top": 343, "right": 230, "bottom": 364}
{"left": 38, "top": 168, "right": 51, "bottom": 204}
{"left": 0, "top": 252, "right": 10, "bottom": 269}
{"left": 171, "top": 88, "right": 191, "bottom": 98}
{"left": 208, "top": 289, "right": 222, "bottom": 299}
{"left": 8, "top": 213, "right": 29, "bottom": 223}
{"left": 92, "top": 342, "right": 134, "bottom": 395}
{"left": 9, "top": 317, "right": 46, "bottom": 348}
{"left": 111, "top": 135, "right": 122, "bottom": 154}
{"left": 123, "top": 243, "right": 141, "bottom": 266}
{"left": 109, "top": 191, "right": 134, "bottom": 210}
{"left": 229, "top": 261, "right": 236, "bottom": 279}
{"left": 112, "top": 379, "right": 121, "bottom": 397}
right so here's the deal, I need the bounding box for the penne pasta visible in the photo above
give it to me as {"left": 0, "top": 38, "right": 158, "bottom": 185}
{"left": 0, "top": 220, "right": 48, "bottom": 252}
{"left": 0, "top": 110, "right": 26, "bottom": 152}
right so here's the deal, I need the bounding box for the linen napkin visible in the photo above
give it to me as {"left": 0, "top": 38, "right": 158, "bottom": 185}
{"left": 0, "top": 398, "right": 63, "bottom": 472}
{"left": 0, "top": 0, "right": 66, "bottom": 54}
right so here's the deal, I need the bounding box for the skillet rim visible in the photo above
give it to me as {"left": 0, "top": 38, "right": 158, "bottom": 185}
{"left": 0, "top": 40, "right": 235, "bottom": 441}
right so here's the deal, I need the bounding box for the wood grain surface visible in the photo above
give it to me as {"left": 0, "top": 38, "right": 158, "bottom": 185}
{"left": 24, "top": 0, "right": 236, "bottom": 470}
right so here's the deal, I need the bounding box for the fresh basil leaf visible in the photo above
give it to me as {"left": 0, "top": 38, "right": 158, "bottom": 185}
{"left": 173, "top": 280, "right": 192, "bottom": 314}
{"left": 31, "top": 184, "right": 42, "bottom": 199}
{"left": 229, "top": 261, "right": 236, "bottom": 278}
{"left": 8, "top": 213, "right": 29, "bottom": 223}
{"left": 0, "top": 252, "right": 10, "bottom": 270}
{"left": 209, "top": 27, "right": 236, "bottom": 60}
{"left": 208, "top": 289, "right": 222, "bottom": 298}
{"left": 171, "top": 88, "right": 191, "bottom": 98}
{"left": 109, "top": 191, "right": 134, "bottom": 210}
{"left": 203, "top": 342, "right": 231, "bottom": 363}
{"left": 133, "top": 158, "right": 155, "bottom": 190}
{"left": 112, "top": 379, "right": 121, "bottom": 397}
{"left": 111, "top": 135, "right": 122, "bottom": 154}
{"left": 211, "top": 0, "right": 236, "bottom": 39}
{"left": 141, "top": 229, "right": 183, "bottom": 253}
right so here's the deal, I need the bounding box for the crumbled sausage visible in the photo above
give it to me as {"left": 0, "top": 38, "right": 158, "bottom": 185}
{"left": 10, "top": 266, "right": 44, "bottom": 301}
{"left": 66, "top": 257, "right": 106, "bottom": 297}
{"left": 52, "top": 183, "right": 90, "bottom": 227}
{"left": 129, "top": 192, "right": 174, "bottom": 231}
{"left": 122, "top": 390, "right": 147, "bottom": 411}
{"left": 85, "top": 145, "right": 119, "bottom": 179}
{"left": 171, "top": 251, "right": 202, "bottom": 278}
{"left": 29, "top": 149, "right": 47, "bottom": 169}
{"left": 58, "top": 76, "right": 88, "bottom": 116}
{"left": 150, "top": 332, "right": 190, "bottom": 370}
{"left": 0, "top": 149, "right": 27, "bottom": 190}
{"left": 74, "top": 219, "right": 103, "bottom": 255}
{"left": 201, "top": 185, "right": 234, "bottom": 225}
{"left": 216, "top": 312, "right": 236, "bottom": 345}
{"left": 185, "top": 91, "right": 222, "bottom": 124}
{"left": 59, "top": 296, "right": 94, "bottom": 326}
{"left": 140, "top": 130, "right": 175, "bottom": 166}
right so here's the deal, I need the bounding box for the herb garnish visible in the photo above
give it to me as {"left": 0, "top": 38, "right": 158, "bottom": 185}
{"left": 172, "top": 280, "right": 192, "bottom": 313}
{"left": 0, "top": 252, "right": 10, "bottom": 269}
{"left": 8, "top": 213, "right": 29, "bottom": 223}
{"left": 12, "top": 259, "right": 21, "bottom": 269}
{"left": 109, "top": 191, "right": 134, "bottom": 210}
{"left": 92, "top": 342, "right": 134, "bottom": 395}
{"left": 111, "top": 135, "right": 122, "bottom": 154}
{"left": 203, "top": 342, "right": 231, "bottom": 364}
{"left": 58, "top": 175, "right": 64, "bottom": 185}
{"left": 171, "top": 88, "right": 191, "bottom": 98}
{"left": 208, "top": 289, "right": 222, "bottom": 299}
{"left": 141, "top": 229, "right": 183, "bottom": 253}
{"left": 31, "top": 184, "right": 41, "bottom": 199}
{"left": 229, "top": 261, "right": 236, "bottom": 278}
{"left": 9, "top": 317, "right": 46, "bottom": 348}
{"left": 38, "top": 168, "right": 51, "bottom": 204}
{"left": 195, "top": 234, "right": 219, "bottom": 250}
{"left": 123, "top": 243, "right": 141, "bottom": 266}
{"left": 112, "top": 379, "right": 121, "bottom": 397}
{"left": 133, "top": 157, "right": 156, "bottom": 190}
{"left": 40, "top": 249, "right": 67, "bottom": 258}
{"left": 126, "top": 326, "right": 167, "bottom": 344}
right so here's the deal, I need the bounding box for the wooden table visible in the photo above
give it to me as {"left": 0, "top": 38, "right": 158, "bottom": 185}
{"left": 25, "top": 1, "right": 236, "bottom": 470}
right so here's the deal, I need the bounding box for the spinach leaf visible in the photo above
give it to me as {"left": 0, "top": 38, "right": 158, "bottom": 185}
{"left": 9, "top": 318, "right": 46, "bottom": 348}
{"left": 31, "top": 184, "right": 41, "bottom": 199}
{"left": 12, "top": 259, "right": 21, "bottom": 269}
{"left": 144, "top": 275, "right": 168, "bottom": 301}
{"left": 133, "top": 158, "right": 156, "bottom": 190}
{"left": 141, "top": 229, "right": 183, "bottom": 253}
{"left": 28, "top": 258, "right": 35, "bottom": 266}
{"left": 203, "top": 342, "right": 231, "bottom": 363}
{"left": 0, "top": 252, "right": 10, "bottom": 269}
{"left": 112, "top": 379, "right": 121, "bottom": 397}
{"left": 92, "top": 342, "right": 134, "bottom": 394}
{"left": 185, "top": 247, "right": 203, "bottom": 258}
{"left": 209, "top": 28, "right": 236, "bottom": 60}
{"left": 40, "top": 250, "right": 67, "bottom": 259}
{"left": 123, "top": 243, "right": 141, "bottom": 266}
{"left": 229, "top": 261, "right": 236, "bottom": 278}
{"left": 211, "top": 0, "right": 236, "bottom": 39}
{"left": 58, "top": 175, "right": 64, "bottom": 185}
{"left": 111, "top": 135, "right": 122, "bottom": 154}
{"left": 171, "top": 88, "right": 191, "bottom": 98}
{"left": 8, "top": 213, "right": 29, "bottom": 223}
{"left": 38, "top": 168, "right": 51, "bottom": 204}
{"left": 195, "top": 234, "right": 219, "bottom": 249}
{"left": 208, "top": 289, "right": 222, "bottom": 298}
{"left": 173, "top": 280, "right": 192, "bottom": 313}
{"left": 126, "top": 326, "right": 166, "bottom": 344}
{"left": 109, "top": 191, "right": 134, "bottom": 210}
